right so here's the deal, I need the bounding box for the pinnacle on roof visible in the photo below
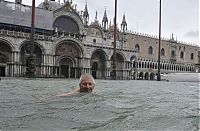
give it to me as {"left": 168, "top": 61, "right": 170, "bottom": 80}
{"left": 94, "top": 11, "right": 98, "bottom": 22}
{"left": 102, "top": 8, "right": 108, "bottom": 23}
{"left": 121, "top": 13, "right": 127, "bottom": 31}
{"left": 121, "top": 13, "right": 127, "bottom": 26}
{"left": 83, "top": 2, "right": 89, "bottom": 17}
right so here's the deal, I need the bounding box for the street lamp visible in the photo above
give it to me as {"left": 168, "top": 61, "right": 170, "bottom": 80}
{"left": 157, "top": 0, "right": 161, "bottom": 81}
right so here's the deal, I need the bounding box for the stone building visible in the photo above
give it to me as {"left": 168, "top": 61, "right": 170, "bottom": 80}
{"left": 0, "top": 0, "right": 199, "bottom": 80}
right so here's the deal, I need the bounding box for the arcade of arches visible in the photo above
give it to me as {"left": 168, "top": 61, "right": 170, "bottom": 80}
{"left": 0, "top": 39, "right": 196, "bottom": 79}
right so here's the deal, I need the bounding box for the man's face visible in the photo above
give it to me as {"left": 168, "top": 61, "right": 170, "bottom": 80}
{"left": 79, "top": 77, "right": 94, "bottom": 93}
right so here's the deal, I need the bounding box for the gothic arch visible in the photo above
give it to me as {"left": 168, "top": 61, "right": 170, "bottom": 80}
{"left": 135, "top": 44, "right": 140, "bottom": 53}
{"left": 161, "top": 48, "right": 165, "bottom": 56}
{"left": 150, "top": 72, "right": 155, "bottom": 80}
{"left": 58, "top": 55, "right": 76, "bottom": 78}
{"left": 19, "top": 41, "right": 43, "bottom": 66}
{"left": 190, "top": 53, "right": 194, "bottom": 60}
{"left": 144, "top": 72, "right": 149, "bottom": 80}
{"left": 19, "top": 40, "right": 45, "bottom": 53}
{"left": 180, "top": 51, "right": 184, "bottom": 59}
{"left": 0, "top": 38, "right": 14, "bottom": 51}
{"left": 91, "top": 49, "right": 108, "bottom": 60}
{"left": 53, "top": 15, "right": 79, "bottom": 34}
{"left": 91, "top": 49, "right": 107, "bottom": 78}
{"left": 0, "top": 38, "right": 14, "bottom": 76}
{"left": 55, "top": 40, "right": 83, "bottom": 78}
{"left": 54, "top": 39, "right": 83, "bottom": 58}
{"left": 130, "top": 55, "right": 137, "bottom": 68}
{"left": 88, "top": 25, "right": 104, "bottom": 38}
{"left": 148, "top": 46, "right": 153, "bottom": 54}
{"left": 171, "top": 50, "right": 175, "bottom": 58}
{"left": 0, "top": 39, "right": 13, "bottom": 64}
{"left": 111, "top": 51, "right": 126, "bottom": 61}
{"left": 110, "top": 52, "right": 125, "bottom": 79}
{"left": 139, "top": 72, "right": 143, "bottom": 80}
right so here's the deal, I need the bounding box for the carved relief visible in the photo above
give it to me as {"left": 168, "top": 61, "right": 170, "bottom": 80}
{"left": 56, "top": 42, "right": 79, "bottom": 57}
{"left": 88, "top": 27, "right": 102, "bottom": 38}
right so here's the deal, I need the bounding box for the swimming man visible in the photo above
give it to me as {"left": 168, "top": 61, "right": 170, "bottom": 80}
{"left": 57, "top": 73, "right": 95, "bottom": 97}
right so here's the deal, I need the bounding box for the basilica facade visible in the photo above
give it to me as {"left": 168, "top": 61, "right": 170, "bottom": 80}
{"left": 0, "top": 0, "right": 199, "bottom": 80}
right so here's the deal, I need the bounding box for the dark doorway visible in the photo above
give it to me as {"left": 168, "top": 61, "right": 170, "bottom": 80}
{"left": 61, "top": 65, "right": 69, "bottom": 78}
{"left": 60, "top": 57, "right": 74, "bottom": 78}
{"left": 70, "top": 67, "right": 75, "bottom": 78}
{"left": 150, "top": 73, "right": 155, "bottom": 80}
{"left": 92, "top": 62, "right": 98, "bottom": 79}
{"left": 144, "top": 73, "right": 149, "bottom": 80}
{"left": 0, "top": 67, "right": 5, "bottom": 76}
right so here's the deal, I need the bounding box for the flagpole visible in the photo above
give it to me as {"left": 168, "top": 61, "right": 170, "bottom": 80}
{"left": 112, "top": 0, "right": 117, "bottom": 80}
{"left": 157, "top": 0, "right": 161, "bottom": 81}
{"left": 26, "top": 0, "right": 36, "bottom": 78}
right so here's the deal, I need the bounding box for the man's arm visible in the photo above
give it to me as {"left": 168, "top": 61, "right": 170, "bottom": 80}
{"left": 56, "top": 88, "right": 80, "bottom": 97}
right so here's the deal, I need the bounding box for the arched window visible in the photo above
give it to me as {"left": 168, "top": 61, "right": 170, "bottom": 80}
{"left": 161, "top": 48, "right": 165, "bottom": 56}
{"left": 179, "top": 46, "right": 181, "bottom": 50}
{"left": 171, "top": 50, "right": 175, "bottom": 58}
{"left": 148, "top": 46, "right": 153, "bottom": 54}
{"left": 135, "top": 44, "right": 140, "bottom": 53}
{"left": 53, "top": 16, "right": 79, "bottom": 33}
{"left": 180, "top": 51, "right": 184, "bottom": 59}
{"left": 190, "top": 53, "right": 194, "bottom": 60}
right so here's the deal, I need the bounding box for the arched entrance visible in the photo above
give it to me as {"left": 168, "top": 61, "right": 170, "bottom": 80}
{"left": 20, "top": 42, "right": 43, "bottom": 76}
{"left": 91, "top": 49, "right": 107, "bottom": 79}
{"left": 144, "top": 72, "right": 149, "bottom": 80}
{"left": 150, "top": 72, "right": 155, "bottom": 80}
{"left": 111, "top": 52, "right": 125, "bottom": 79}
{"left": 60, "top": 57, "right": 74, "bottom": 78}
{"left": 55, "top": 40, "right": 83, "bottom": 78}
{"left": 139, "top": 72, "right": 143, "bottom": 80}
{"left": 0, "top": 40, "right": 12, "bottom": 76}
{"left": 130, "top": 55, "right": 137, "bottom": 68}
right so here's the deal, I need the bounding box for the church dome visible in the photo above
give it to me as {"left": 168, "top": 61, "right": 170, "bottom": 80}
{"left": 38, "top": 0, "right": 61, "bottom": 11}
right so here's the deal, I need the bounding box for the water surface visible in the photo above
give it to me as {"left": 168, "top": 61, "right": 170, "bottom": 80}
{"left": 0, "top": 78, "right": 199, "bottom": 130}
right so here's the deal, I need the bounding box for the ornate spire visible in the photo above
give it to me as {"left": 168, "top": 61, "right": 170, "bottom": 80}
{"left": 94, "top": 11, "right": 98, "bottom": 22}
{"left": 83, "top": 2, "right": 89, "bottom": 26}
{"left": 83, "top": 2, "right": 89, "bottom": 17}
{"left": 172, "top": 33, "right": 174, "bottom": 40}
{"left": 102, "top": 8, "right": 108, "bottom": 22}
{"left": 102, "top": 8, "right": 108, "bottom": 30}
{"left": 121, "top": 13, "right": 127, "bottom": 31}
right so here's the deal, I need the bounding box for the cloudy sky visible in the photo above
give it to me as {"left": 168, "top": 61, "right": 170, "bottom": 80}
{"left": 6, "top": 0, "right": 199, "bottom": 45}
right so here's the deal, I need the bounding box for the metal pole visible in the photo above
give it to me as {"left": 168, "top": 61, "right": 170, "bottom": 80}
{"left": 30, "top": 0, "right": 35, "bottom": 57}
{"left": 157, "top": 0, "right": 161, "bottom": 81}
{"left": 112, "top": 0, "right": 117, "bottom": 80}
{"left": 26, "top": 0, "right": 35, "bottom": 78}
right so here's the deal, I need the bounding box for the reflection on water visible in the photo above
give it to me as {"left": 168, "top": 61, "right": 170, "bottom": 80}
{"left": 0, "top": 78, "right": 199, "bottom": 130}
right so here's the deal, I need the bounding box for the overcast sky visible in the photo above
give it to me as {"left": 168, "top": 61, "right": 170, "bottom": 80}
{"left": 6, "top": 0, "right": 199, "bottom": 45}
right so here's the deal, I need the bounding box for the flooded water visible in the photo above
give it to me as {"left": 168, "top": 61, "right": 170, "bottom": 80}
{"left": 0, "top": 78, "right": 199, "bottom": 130}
